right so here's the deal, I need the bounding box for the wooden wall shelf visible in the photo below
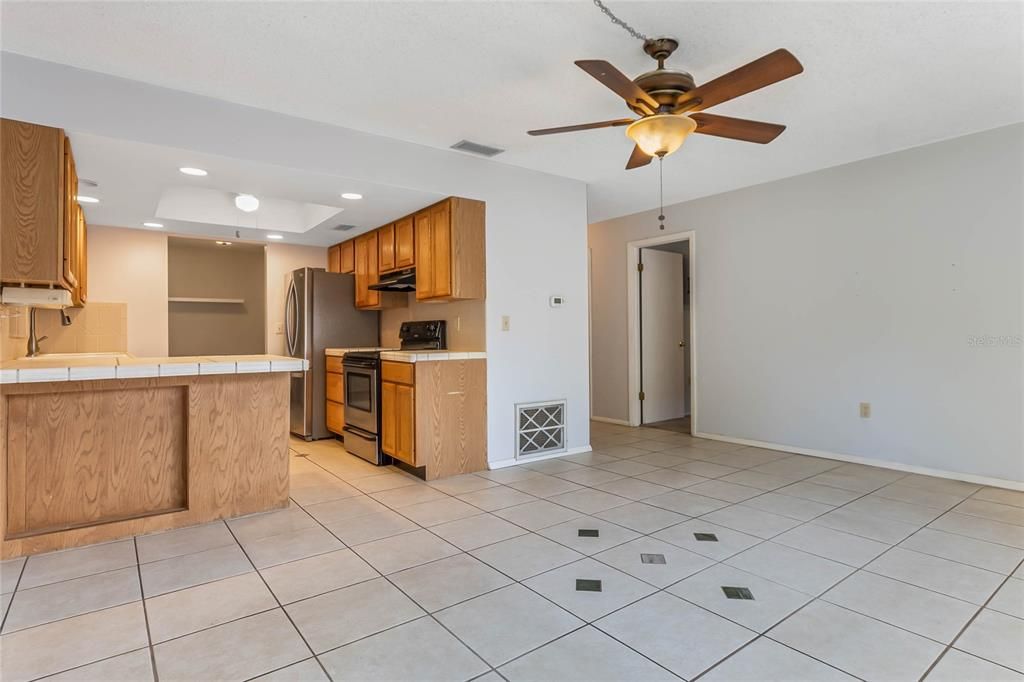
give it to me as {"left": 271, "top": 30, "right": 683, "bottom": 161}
{"left": 168, "top": 297, "right": 245, "bottom": 304}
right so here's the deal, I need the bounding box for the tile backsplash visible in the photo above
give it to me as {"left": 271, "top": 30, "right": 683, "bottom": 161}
{"left": 380, "top": 298, "right": 485, "bottom": 351}
{"left": 0, "top": 302, "right": 128, "bottom": 360}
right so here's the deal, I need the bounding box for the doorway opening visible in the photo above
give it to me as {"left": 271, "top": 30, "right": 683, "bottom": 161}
{"left": 626, "top": 231, "right": 695, "bottom": 432}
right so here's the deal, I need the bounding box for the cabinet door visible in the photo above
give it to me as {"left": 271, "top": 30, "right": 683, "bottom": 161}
{"left": 1, "top": 119, "right": 62, "bottom": 285}
{"left": 76, "top": 205, "right": 87, "bottom": 305}
{"left": 430, "top": 201, "right": 452, "bottom": 299}
{"left": 378, "top": 223, "right": 396, "bottom": 273}
{"left": 395, "top": 216, "right": 415, "bottom": 269}
{"left": 381, "top": 380, "right": 398, "bottom": 458}
{"left": 327, "top": 244, "right": 341, "bottom": 273}
{"left": 414, "top": 210, "right": 433, "bottom": 301}
{"left": 326, "top": 400, "right": 345, "bottom": 434}
{"left": 62, "top": 136, "right": 80, "bottom": 293}
{"left": 396, "top": 384, "right": 416, "bottom": 464}
{"left": 354, "top": 232, "right": 380, "bottom": 309}
{"left": 326, "top": 372, "right": 344, "bottom": 403}
{"left": 339, "top": 240, "right": 355, "bottom": 274}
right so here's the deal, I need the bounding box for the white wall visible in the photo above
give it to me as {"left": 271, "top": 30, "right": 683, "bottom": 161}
{"left": 590, "top": 124, "right": 1023, "bottom": 483}
{"left": 87, "top": 225, "right": 168, "bottom": 356}
{"left": 4, "top": 54, "right": 592, "bottom": 464}
{"left": 264, "top": 243, "right": 327, "bottom": 356}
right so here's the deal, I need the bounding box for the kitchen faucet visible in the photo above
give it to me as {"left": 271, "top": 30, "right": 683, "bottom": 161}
{"left": 26, "top": 306, "right": 72, "bottom": 357}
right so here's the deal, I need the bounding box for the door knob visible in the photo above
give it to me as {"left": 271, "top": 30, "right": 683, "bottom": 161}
{"left": 679, "top": 340, "right": 686, "bottom": 348}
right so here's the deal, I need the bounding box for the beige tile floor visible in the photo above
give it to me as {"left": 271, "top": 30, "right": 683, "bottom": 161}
{"left": 1, "top": 422, "right": 1023, "bottom": 681}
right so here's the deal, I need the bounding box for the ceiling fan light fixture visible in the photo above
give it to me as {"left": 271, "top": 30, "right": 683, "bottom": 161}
{"left": 626, "top": 114, "right": 697, "bottom": 158}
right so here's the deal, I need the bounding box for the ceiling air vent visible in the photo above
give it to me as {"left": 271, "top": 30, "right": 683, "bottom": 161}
{"left": 450, "top": 140, "right": 505, "bottom": 157}
{"left": 330, "top": 224, "right": 357, "bottom": 231}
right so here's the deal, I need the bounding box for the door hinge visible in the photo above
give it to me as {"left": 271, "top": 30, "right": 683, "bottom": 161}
{"left": 638, "top": 391, "right": 645, "bottom": 401}
{"left": 637, "top": 263, "right": 644, "bottom": 272}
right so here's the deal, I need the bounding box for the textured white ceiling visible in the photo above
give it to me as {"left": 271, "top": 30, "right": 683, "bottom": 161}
{"left": 3, "top": 1, "right": 1022, "bottom": 221}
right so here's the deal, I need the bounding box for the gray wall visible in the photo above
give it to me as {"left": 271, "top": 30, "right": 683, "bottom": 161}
{"left": 168, "top": 238, "right": 267, "bottom": 356}
{"left": 590, "top": 124, "right": 1023, "bottom": 483}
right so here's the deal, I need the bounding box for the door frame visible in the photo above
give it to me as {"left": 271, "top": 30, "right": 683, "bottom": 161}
{"left": 626, "top": 230, "right": 697, "bottom": 429}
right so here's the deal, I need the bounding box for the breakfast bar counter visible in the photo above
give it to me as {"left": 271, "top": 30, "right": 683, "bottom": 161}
{"left": 0, "top": 354, "right": 306, "bottom": 558}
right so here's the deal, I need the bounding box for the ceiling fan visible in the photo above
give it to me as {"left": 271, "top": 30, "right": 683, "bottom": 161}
{"left": 528, "top": 38, "right": 803, "bottom": 169}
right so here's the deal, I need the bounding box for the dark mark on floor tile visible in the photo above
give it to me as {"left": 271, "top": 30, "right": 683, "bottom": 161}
{"left": 640, "top": 553, "right": 666, "bottom": 564}
{"left": 722, "top": 586, "right": 755, "bottom": 600}
{"left": 693, "top": 532, "right": 718, "bottom": 542}
{"left": 576, "top": 579, "right": 603, "bottom": 592}
{"left": 578, "top": 529, "right": 600, "bottom": 538}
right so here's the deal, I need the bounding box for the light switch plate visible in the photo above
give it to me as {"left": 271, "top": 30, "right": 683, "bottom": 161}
{"left": 859, "top": 402, "right": 871, "bottom": 418}
{"left": 501, "top": 315, "right": 511, "bottom": 332}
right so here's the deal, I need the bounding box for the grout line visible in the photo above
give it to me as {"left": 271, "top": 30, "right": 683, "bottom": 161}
{"left": 0, "top": 556, "right": 27, "bottom": 633}
{"left": 220, "top": 517, "right": 333, "bottom": 681}
{"left": 917, "top": 553, "right": 1024, "bottom": 679}
{"left": 133, "top": 538, "right": 161, "bottom": 682}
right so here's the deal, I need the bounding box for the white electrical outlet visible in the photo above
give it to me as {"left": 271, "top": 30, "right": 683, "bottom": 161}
{"left": 275, "top": 323, "right": 284, "bottom": 335}
{"left": 859, "top": 402, "right": 871, "bottom": 418}
{"left": 456, "top": 316, "right": 462, "bottom": 332}
{"left": 501, "top": 315, "right": 511, "bottom": 332}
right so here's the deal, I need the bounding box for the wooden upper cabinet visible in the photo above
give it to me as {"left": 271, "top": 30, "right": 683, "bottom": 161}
{"left": 378, "top": 222, "right": 396, "bottom": 273}
{"left": 339, "top": 240, "right": 355, "bottom": 274}
{"left": 394, "top": 216, "right": 415, "bottom": 269}
{"left": 415, "top": 197, "right": 484, "bottom": 302}
{"left": 353, "top": 231, "right": 380, "bottom": 310}
{"left": 2, "top": 119, "right": 63, "bottom": 286}
{"left": 1, "top": 119, "right": 87, "bottom": 304}
{"left": 327, "top": 244, "right": 341, "bottom": 273}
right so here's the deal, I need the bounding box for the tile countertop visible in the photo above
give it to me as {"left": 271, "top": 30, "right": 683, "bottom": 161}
{"left": 380, "top": 350, "right": 486, "bottom": 363}
{"left": 0, "top": 354, "right": 309, "bottom": 384}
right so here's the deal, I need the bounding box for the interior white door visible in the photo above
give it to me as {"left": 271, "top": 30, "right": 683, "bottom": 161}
{"left": 640, "top": 248, "right": 686, "bottom": 424}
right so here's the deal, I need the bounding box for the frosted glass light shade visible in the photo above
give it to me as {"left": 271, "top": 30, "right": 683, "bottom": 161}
{"left": 626, "top": 114, "right": 697, "bottom": 157}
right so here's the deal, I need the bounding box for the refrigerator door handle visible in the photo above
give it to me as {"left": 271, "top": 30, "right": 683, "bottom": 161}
{"left": 285, "top": 279, "right": 299, "bottom": 357}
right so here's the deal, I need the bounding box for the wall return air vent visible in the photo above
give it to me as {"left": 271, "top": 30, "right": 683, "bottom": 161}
{"left": 516, "top": 400, "right": 566, "bottom": 459}
{"left": 450, "top": 140, "right": 505, "bottom": 157}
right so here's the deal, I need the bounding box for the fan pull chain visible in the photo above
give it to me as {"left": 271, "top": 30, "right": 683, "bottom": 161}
{"left": 593, "top": 0, "right": 648, "bottom": 42}
{"left": 658, "top": 156, "right": 665, "bottom": 230}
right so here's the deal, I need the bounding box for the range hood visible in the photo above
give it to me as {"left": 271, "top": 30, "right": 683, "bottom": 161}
{"left": 368, "top": 268, "right": 416, "bottom": 292}
{"left": 1, "top": 287, "right": 72, "bottom": 308}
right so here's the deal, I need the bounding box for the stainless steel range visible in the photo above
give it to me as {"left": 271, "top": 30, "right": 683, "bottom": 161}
{"left": 342, "top": 320, "right": 446, "bottom": 465}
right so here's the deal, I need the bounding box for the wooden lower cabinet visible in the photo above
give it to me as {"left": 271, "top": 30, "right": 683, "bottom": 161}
{"left": 326, "top": 358, "right": 344, "bottom": 436}
{"left": 381, "top": 380, "right": 416, "bottom": 466}
{"left": 380, "top": 359, "right": 487, "bottom": 479}
{"left": 1, "top": 373, "right": 290, "bottom": 558}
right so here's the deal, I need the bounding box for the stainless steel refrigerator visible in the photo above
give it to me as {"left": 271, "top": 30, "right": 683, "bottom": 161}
{"left": 286, "top": 267, "right": 378, "bottom": 440}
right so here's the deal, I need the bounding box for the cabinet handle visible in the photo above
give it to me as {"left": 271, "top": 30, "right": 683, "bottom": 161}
{"left": 446, "top": 391, "right": 465, "bottom": 396}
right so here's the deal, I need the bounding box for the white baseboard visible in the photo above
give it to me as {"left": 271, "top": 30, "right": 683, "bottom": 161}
{"left": 590, "top": 416, "right": 631, "bottom": 426}
{"left": 693, "top": 431, "right": 1024, "bottom": 492}
{"left": 488, "top": 445, "right": 593, "bottom": 470}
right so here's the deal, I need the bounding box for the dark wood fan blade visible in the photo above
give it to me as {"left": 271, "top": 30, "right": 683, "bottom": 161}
{"left": 626, "top": 144, "right": 653, "bottom": 170}
{"left": 690, "top": 113, "right": 786, "bottom": 144}
{"left": 676, "top": 49, "right": 803, "bottom": 113}
{"left": 576, "top": 60, "right": 659, "bottom": 114}
{"left": 528, "top": 118, "right": 635, "bottom": 136}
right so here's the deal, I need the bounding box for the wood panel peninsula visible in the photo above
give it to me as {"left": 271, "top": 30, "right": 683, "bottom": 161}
{"left": 0, "top": 354, "right": 304, "bottom": 558}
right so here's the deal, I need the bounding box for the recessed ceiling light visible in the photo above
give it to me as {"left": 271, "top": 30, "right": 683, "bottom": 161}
{"left": 143, "top": 222, "right": 164, "bottom": 228}
{"left": 234, "top": 194, "right": 260, "bottom": 212}
{"left": 267, "top": 234, "right": 283, "bottom": 240}
{"left": 341, "top": 192, "right": 363, "bottom": 200}
{"left": 179, "top": 167, "right": 208, "bottom": 176}
{"left": 216, "top": 241, "right": 233, "bottom": 246}
{"left": 76, "top": 195, "right": 99, "bottom": 203}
